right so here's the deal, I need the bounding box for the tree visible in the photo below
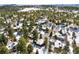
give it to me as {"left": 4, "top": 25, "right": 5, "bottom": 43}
{"left": 53, "top": 35, "right": 58, "bottom": 40}
{"left": 54, "top": 47, "right": 62, "bottom": 53}
{"left": 22, "top": 27, "right": 28, "bottom": 39}
{"left": 62, "top": 41, "right": 69, "bottom": 54}
{"left": 39, "top": 34, "right": 42, "bottom": 39}
{"left": 0, "top": 18, "right": 5, "bottom": 27}
{"left": 17, "top": 36, "right": 27, "bottom": 54}
{"left": 48, "top": 43, "right": 52, "bottom": 53}
{"left": 73, "top": 47, "right": 79, "bottom": 54}
{"left": 0, "top": 45, "right": 8, "bottom": 54}
{"left": 22, "top": 20, "right": 29, "bottom": 39}
{"left": 0, "top": 34, "right": 8, "bottom": 45}
{"left": 7, "top": 24, "right": 14, "bottom": 38}
{"left": 49, "top": 31, "right": 52, "bottom": 38}
{"left": 45, "top": 28, "right": 49, "bottom": 33}
{"left": 62, "top": 46, "right": 69, "bottom": 54}
{"left": 36, "top": 49, "right": 39, "bottom": 54}
{"left": 44, "top": 37, "right": 48, "bottom": 49}
{"left": 32, "top": 30, "right": 38, "bottom": 41}
{"left": 27, "top": 44, "right": 33, "bottom": 54}
{"left": 72, "top": 32, "right": 76, "bottom": 39}
{"left": 72, "top": 40, "right": 79, "bottom": 54}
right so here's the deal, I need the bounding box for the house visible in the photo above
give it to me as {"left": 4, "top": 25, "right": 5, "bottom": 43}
{"left": 6, "top": 40, "right": 18, "bottom": 50}
{"left": 35, "top": 39, "right": 45, "bottom": 46}
{"left": 36, "top": 17, "right": 48, "bottom": 25}
{"left": 54, "top": 40, "right": 62, "bottom": 48}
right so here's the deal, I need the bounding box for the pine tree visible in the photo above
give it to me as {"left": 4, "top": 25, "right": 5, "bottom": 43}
{"left": 44, "top": 37, "right": 48, "bottom": 49}
{"left": 0, "top": 45, "right": 8, "bottom": 54}
{"left": 27, "top": 44, "right": 33, "bottom": 54}
{"left": 17, "top": 36, "right": 27, "bottom": 54}
{"left": 32, "top": 30, "right": 38, "bottom": 41}
{"left": 0, "top": 34, "right": 8, "bottom": 45}
{"left": 36, "top": 50, "right": 39, "bottom": 54}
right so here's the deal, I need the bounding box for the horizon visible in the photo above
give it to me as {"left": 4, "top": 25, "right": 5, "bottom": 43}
{"left": 1, "top": 4, "right": 79, "bottom": 5}
{"left": 0, "top": 0, "right": 79, "bottom": 5}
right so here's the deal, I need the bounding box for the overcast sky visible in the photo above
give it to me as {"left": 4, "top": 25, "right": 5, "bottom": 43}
{"left": 0, "top": 0, "right": 79, "bottom": 5}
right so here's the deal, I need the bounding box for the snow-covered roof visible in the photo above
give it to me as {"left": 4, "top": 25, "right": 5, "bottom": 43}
{"left": 37, "top": 47, "right": 45, "bottom": 54}
{"left": 36, "top": 39, "right": 44, "bottom": 45}
{"left": 61, "top": 28, "right": 67, "bottom": 34}
{"left": 36, "top": 18, "right": 47, "bottom": 24}
{"left": 12, "top": 22, "right": 23, "bottom": 29}
{"left": 42, "top": 25, "right": 47, "bottom": 30}
{"left": 55, "top": 32, "right": 61, "bottom": 36}
{"left": 20, "top": 18, "right": 24, "bottom": 21}
{"left": 12, "top": 26, "right": 18, "bottom": 29}
{"left": 13, "top": 32, "right": 17, "bottom": 36}
{"left": 16, "top": 35, "right": 21, "bottom": 41}
{"left": 54, "top": 26, "right": 61, "bottom": 32}
{"left": 40, "top": 31, "right": 45, "bottom": 35}
{"left": 54, "top": 40, "right": 62, "bottom": 48}
{"left": 0, "top": 31, "right": 4, "bottom": 34}
{"left": 6, "top": 41, "right": 18, "bottom": 50}
{"left": 75, "top": 36, "right": 79, "bottom": 43}
{"left": 50, "top": 39, "right": 55, "bottom": 42}
{"left": 18, "top": 23, "right": 23, "bottom": 28}
{"left": 33, "top": 47, "right": 37, "bottom": 53}
{"left": 6, "top": 40, "right": 14, "bottom": 49}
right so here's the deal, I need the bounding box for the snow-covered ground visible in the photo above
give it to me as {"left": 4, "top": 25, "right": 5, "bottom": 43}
{"left": 0, "top": 8, "right": 79, "bottom": 54}
{"left": 18, "top": 8, "right": 42, "bottom": 12}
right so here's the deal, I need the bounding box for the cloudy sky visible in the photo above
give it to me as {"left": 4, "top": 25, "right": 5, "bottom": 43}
{"left": 0, "top": 0, "right": 79, "bottom": 5}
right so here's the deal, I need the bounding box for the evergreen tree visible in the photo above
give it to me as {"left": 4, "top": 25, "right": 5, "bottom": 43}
{"left": 73, "top": 47, "right": 79, "bottom": 54}
{"left": 32, "top": 30, "right": 38, "bottom": 41}
{"left": 36, "top": 50, "right": 39, "bottom": 54}
{"left": 62, "top": 41, "right": 69, "bottom": 54}
{"left": 0, "top": 34, "right": 8, "bottom": 45}
{"left": 27, "top": 44, "right": 33, "bottom": 54}
{"left": 17, "top": 36, "right": 27, "bottom": 54}
{"left": 44, "top": 37, "right": 48, "bottom": 49}
{"left": 7, "top": 24, "right": 14, "bottom": 38}
{"left": 0, "top": 45, "right": 8, "bottom": 54}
